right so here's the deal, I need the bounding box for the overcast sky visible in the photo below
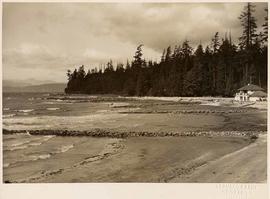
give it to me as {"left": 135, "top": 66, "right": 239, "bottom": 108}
{"left": 3, "top": 2, "right": 267, "bottom": 83}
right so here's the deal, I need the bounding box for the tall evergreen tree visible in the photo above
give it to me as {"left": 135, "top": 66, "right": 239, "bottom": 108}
{"left": 210, "top": 32, "right": 220, "bottom": 94}
{"left": 239, "top": 3, "right": 258, "bottom": 49}
{"left": 238, "top": 3, "right": 258, "bottom": 84}
{"left": 262, "top": 8, "right": 268, "bottom": 43}
{"left": 133, "top": 44, "right": 144, "bottom": 68}
{"left": 211, "top": 32, "right": 220, "bottom": 53}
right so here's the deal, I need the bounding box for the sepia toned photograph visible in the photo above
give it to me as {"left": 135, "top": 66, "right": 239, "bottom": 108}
{"left": 2, "top": 2, "right": 268, "bottom": 184}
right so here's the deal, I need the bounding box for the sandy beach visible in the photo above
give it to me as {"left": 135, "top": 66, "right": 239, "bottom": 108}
{"left": 3, "top": 94, "right": 267, "bottom": 183}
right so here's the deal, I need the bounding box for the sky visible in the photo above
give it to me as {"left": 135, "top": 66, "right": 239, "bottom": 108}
{"left": 3, "top": 2, "right": 267, "bottom": 83}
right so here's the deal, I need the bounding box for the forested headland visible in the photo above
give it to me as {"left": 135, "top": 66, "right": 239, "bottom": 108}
{"left": 65, "top": 3, "right": 268, "bottom": 97}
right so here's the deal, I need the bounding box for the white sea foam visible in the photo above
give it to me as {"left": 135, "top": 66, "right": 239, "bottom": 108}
{"left": 5, "top": 135, "right": 54, "bottom": 151}
{"left": 58, "top": 144, "right": 74, "bottom": 153}
{"left": 3, "top": 114, "right": 127, "bottom": 130}
{"left": 109, "top": 102, "right": 130, "bottom": 108}
{"left": 22, "top": 113, "right": 29, "bottom": 116}
{"left": 44, "top": 101, "right": 73, "bottom": 105}
{"left": 200, "top": 102, "right": 221, "bottom": 106}
{"left": 43, "top": 135, "right": 55, "bottom": 140}
{"left": 3, "top": 154, "right": 50, "bottom": 168}
{"left": 3, "top": 114, "right": 16, "bottom": 118}
{"left": 38, "top": 154, "right": 51, "bottom": 160}
{"left": 26, "top": 131, "right": 31, "bottom": 136}
{"left": 42, "top": 102, "right": 55, "bottom": 104}
{"left": 28, "top": 154, "right": 51, "bottom": 161}
{"left": 29, "top": 142, "right": 42, "bottom": 146}
{"left": 3, "top": 163, "right": 10, "bottom": 168}
{"left": 18, "top": 109, "right": 34, "bottom": 113}
{"left": 46, "top": 108, "right": 60, "bottom": 111}
{"left": 7, "top": 145, "right": 28, "bottom": 151}
{"left": 4, "top": 152, "right": 52, "bottom": 167}
{"left": 11, "top": 140, "right": 31, "bottom": 147}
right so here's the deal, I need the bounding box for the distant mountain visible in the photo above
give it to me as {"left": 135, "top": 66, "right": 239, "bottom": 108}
{"left": 3, "top": 83, "right": 66, "bottom": 93}
{"left": 3, "top": 79, "right": 58, "bottom": 88}
{"left": 3, "top": 80, "right": 32, "bottom": 88}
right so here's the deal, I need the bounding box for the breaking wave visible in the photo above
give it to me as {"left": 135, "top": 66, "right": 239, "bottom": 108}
{"left": 11, "top": 140, "right": 31, "bottom": 147}
{"left": 6, "top": 145, "right": 28, "bottom": 151}
{"left": 4, "top": 143, "right": 74, "bottom": 168}
{"left": 18, "top": 109, "right": 34, "bottom": 113}
{"left": 28, "top": 142, "right": 42, "bottom": 146}
{"left": 3, "top": 114, "right": 16, "bottom": 118}
{"left": 4, "top": 154, "right": 52, "bottom": 168}
{"left": 46, "top": 108, "right": 60, "bottom": 111}
{"left": 4, "top": 135, "right": 55, "bottom": 152}
{"left": 29, "top": 154, "right": 52, "bottom": 161}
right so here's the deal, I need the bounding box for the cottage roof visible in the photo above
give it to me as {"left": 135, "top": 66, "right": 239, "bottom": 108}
{"left": 238, "top": 84, "right": 264, "bottom": 91}
{"left": 250, "top": 91, "right": 267, "bottom": 97}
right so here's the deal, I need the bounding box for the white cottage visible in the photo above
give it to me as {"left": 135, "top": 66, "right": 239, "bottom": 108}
{"left": 235, "top": 84, "right": 267, "bottom": 102}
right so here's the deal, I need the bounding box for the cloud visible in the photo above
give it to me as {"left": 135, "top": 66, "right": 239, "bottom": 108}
{"left": 3, "top": 2, "right": 267, "bottom": 82}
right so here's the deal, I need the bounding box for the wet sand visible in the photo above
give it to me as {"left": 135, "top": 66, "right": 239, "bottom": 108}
{"left": 3, "top": 135, "right": 255, "bottom": 183}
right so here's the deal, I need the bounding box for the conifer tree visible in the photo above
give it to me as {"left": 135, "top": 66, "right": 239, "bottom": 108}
{"left": 239, "top": 3, "right": 258, "bottom": 49}
{"left": 262, "top": 8, "right": 268, "bottom": 43}
{"left": 238, "top": 3, "right": 258, "bottom": 84}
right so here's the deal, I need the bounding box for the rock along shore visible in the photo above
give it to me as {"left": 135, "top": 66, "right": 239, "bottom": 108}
{"left": 3, "top": 128, "right": 264, "bottom": 138}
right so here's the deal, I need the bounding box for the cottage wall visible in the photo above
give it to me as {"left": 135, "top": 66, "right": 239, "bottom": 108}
{"left": 235, "top": 91, "right": 249, "bottom": 101}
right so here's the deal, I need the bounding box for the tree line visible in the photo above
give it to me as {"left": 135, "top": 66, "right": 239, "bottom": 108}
{"left": 65, "top": 3, "right": 268, "bottom": 97}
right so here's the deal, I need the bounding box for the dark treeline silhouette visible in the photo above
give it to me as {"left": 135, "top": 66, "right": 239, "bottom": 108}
{"left": 65, "top": 3, "right": 268, "bottom": 97}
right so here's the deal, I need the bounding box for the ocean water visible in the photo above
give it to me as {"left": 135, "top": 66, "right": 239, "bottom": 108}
{"left": 3, "top": 133, "right": 57, "bottom": 168}
{"left": 2, "top": 92, "right": 127, "bottom": 131}
{"left": 2, "top": 92, "right": 122, "bottom": 172}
